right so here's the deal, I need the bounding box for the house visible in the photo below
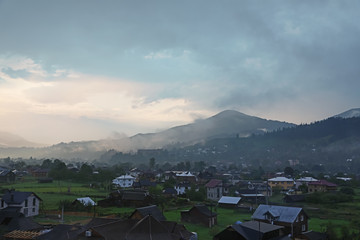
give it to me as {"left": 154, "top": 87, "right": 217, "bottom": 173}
{"left": 0, "top": 169, "right": 16, "bottom": 183}
{"left": 214, "top": 221, "right": 285, "bottom": 240}
{"left": 205, "top": 179, "right": 223, "bottom": 201}
{"left": 175, "top": 182, "right": 191, "bottom": 195}
{"left": 240, "top": 193, "right": 265, "bottom": 204}
{"left": 72, "top": 197, "right": 96, "bottom": 206}
{"left": 112, "top": 174, "right": 136, "bottom": 188}
{"left": 252, "top": 204, "right": 309, "bottom": 237}
{"left": 308, "top": 180, "right": 337, "bottom": 193}
{"left": 0, "top": 207, "right": 43, "bottom": 233}
{"left": 30, "top": 169, "right": 49, "bottom": 178}
{"left": 0, "top": 190, "right": 42, "bottom": 217}
{"left": 162, "top": 188, "right": 177, "bottom": 198}
{"left": 97, "top": 190, "right": 153, "bottom": 208}
{"left": 268, "top": 177, "right": 294, "bottom": 190}
{"left": 76, "top": 215, "right": 195, "bottom": 240}
{"left": 295, "top": 177, "right": 318, "bottom": 189}
{"left": 132, "top": 179, "right": 157, "bottom": 189}
{"left": 181, "top": 204, "right": 217, "bottom": 228}
{"left": 218, "top": 196, "right": 241, "bottom": 208}
{"left": 129, "top": 205, "right": 166, "bottom": 221}
{"left": 175, "top": 171, "right": 197, "bottom": 183}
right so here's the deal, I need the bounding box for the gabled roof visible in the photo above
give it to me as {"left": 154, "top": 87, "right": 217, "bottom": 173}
{"left": 130, "top": 205, "right": 166, "bottom": 221}
{"left": 126, "top": 215, "right": 173, "bottom": 240}
{"left": 36, "top": 224, "right": 83, "bottom": 240}
{"left": 205, "top": 179, "right": 222, "bottom": 188}
{"left": 84, "top": 215, "right": 194, "bottom": 240}
{"left": 218, "top": 196, "right": 241, "bottom": 205}
{"left": 2, "top": 191, "right": 42, "bottom": 204}
{"left": 191, "top": 205, "right": 217, "bottom": 217}
{"left": 0, "top": 207, "right": 42, "bottom": 232}
{"left": 217, "top": 221, "right": 283, "bottom": 240}
{"left": 252, "top": 205, "right": 307, "bottom": 223}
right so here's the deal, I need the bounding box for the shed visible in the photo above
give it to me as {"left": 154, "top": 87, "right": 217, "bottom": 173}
{"left": 181, "top": 205, "right": 217, "bottom": 228}
{"left": 218, "top": 196, "right": 241, "bottom": 208}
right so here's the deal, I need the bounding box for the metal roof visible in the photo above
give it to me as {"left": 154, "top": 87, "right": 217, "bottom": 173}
{"left": 252, "top": 205, "right": 305, "bottom": 223}
{"left": 218, "top": 196, "right": 241, "bottom": 204}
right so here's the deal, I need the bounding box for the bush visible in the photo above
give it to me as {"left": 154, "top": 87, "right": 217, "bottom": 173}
{"left": 340, "top": 186, "right": 355, "bottom": 195}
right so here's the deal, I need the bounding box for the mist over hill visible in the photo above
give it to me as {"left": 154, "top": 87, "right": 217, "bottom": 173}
{"left": 0, "top": 110, "right": 294, "bottom": 159}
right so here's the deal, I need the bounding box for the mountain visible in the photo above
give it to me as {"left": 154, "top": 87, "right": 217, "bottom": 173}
{"left": 129, "top": 110, "right": 295, "bottom": 149}
{"left": 0, "top": 132, "right": 44, "bottom": 148}
{"left": 0, "top": 110, "right": 295, "bottom": 159}
{"left": 333, "top": 108, "right": 360, "bottom": 119}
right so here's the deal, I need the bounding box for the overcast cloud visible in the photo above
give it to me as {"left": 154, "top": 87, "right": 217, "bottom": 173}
{"left": 0, "top": 0, "right": 359, "bottom": 144}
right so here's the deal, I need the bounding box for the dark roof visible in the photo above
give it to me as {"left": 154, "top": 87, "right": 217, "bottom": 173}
{"left": 216, "top": 221, "right": 283, "bottom": 240}
{"left": 252, "top": 205, "right": 307, "bottom": 223}
{"left": 205, "top": 179, "right": 222, "bottom": 188}
{"left": 300, "top": 230, "right": 328, "bottom": 240}
{"left": 0, "top": 207, "right": 42, "bottom": 232}
{"left": 192, "top": 205, "right": 217, "bottom": 217}
{"left": 130, "top": 205, "right": 166, "bottom": 221}
{"left": 2, "top": 190, "right": 42, "bottom": 204}
{"left": 308, "top": 180, "right": 337, "bottom": 187}
{"left": 163, "top": 188, "right": 177, "bottom": 194}
{"left": 122, "top": 191, "right": 147, "bottom": 201}
{"left": 240, "top": 221, "right": 283, "bottom": 233}
{"left": 36, "top": 224, "right": 83, "bottom": 240}
{"left": 125, "top": 215, "right": 173, "bottom": 240}
{"left": 83, "top": 215, "right": 194, "bottom": 240}
{"left": 0, "top": 169, "right": 14, "bottom": 176}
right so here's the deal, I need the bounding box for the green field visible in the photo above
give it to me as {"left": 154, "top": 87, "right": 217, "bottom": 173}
{"left": 1, "top": 178, "right": 359, "bottom": 239}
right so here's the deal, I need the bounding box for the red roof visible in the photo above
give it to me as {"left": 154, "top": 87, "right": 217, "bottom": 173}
{"left": 205, "top": 179, "right": 222, "bottom": 188}
{"left": 308, "top": 180, "right": 337, "bottom": 187}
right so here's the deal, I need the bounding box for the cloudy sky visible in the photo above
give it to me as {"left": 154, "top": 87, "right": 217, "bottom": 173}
{"left": 0, "top": 0, "right": 359, "bottom": 144}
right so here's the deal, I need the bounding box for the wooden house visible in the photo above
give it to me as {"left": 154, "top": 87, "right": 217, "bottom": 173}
{"left": 181, "top": 205, "right": 217, "bottom": 228}
{"left": 214, "top": 221, "right": 286, "bottom": 240}
{"left": 308, "top": 180, "right": 337, "bottom": 193}
{"left": 252, "top": 204, "right": 309, "bottom": 237}
{"left": 129, "top": 205, "right": 166, "bottom": 221}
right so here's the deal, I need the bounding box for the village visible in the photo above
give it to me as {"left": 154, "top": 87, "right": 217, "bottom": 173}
{"left": 0, "top": 158, "right": 358, "bottom": 240}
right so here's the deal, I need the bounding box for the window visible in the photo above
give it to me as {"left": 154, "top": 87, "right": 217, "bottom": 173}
{"left": 33, "top": 198, "right": 36, "bottom": 206}
{"left": 32, "top": 208, "right": 35, "bottom": 213}
{"left": 301, "top": 215, "right": 304, "bottom": 221}
{"left": 25, "top": 199, "right": 28, "bottom": 207}
{"left": 1, "top": 200, "right": 4, "bottom": 208}
{"left": 302, "top": 224, "right": 306, "bottom": 231}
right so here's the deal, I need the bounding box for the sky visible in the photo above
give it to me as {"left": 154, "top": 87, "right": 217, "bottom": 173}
{"left": 0, "top": 0, "right": 359, "bottom": 144}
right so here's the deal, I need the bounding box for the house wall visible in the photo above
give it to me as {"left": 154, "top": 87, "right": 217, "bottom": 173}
{"left": 181, "top": 209, "right": 217, "bottom": 228}
{"left": 207, "top": 186, "right": 223, "bottom": 201}
{"left": 268, "top": 180, "right": 294, "bottom": 190}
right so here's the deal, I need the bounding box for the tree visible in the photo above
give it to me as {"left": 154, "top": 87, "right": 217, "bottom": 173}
{"left": 149, "top": 158, "right": 156, "bottom": 170}
{"left": 284, "top": 166, "right": 294, "bottom": 177}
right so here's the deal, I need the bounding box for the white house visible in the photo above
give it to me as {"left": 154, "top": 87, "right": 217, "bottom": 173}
{"left": 112, "top": 174, "right": 136, "bottom": 188}
{"left": 0, "top": 190, "right": 42, "bottom": 217}
{"left": 174, "top": 183, "right": 191, "bottom": 195}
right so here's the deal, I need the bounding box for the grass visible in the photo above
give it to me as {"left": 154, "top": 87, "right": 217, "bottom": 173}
{"left": 3, "top": 178, "right": 360, "bottom": 239}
